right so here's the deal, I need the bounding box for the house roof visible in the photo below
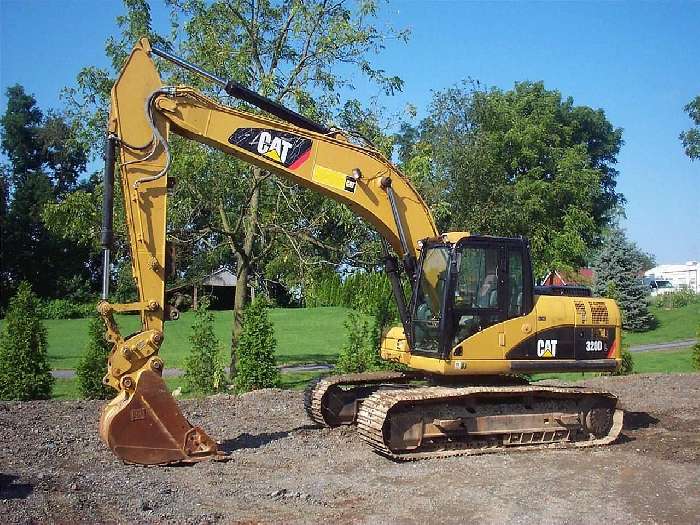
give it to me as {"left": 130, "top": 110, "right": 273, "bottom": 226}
{"left": 167, "top": 268, "right": 238, "bottom": 293}
{"left": 202, "top": 268, "right": 237, "bottom": 287}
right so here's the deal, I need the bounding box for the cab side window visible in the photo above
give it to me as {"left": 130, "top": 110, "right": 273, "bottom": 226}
{"left": 508, "top": 249, "right": 524, "bottom": 317}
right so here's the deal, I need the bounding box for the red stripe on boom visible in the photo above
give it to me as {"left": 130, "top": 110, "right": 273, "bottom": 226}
{"left": 289, "top": 147, "right": 311, "bottom": 170}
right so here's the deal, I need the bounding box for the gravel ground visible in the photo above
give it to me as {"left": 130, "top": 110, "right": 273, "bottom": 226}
{"left": 2, "top": 373, "right": 699, "bottom": 524}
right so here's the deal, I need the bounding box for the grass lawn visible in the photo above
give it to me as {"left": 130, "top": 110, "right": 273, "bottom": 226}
{"left": 5, "top": 301, "right": 696, "bottom": 375}
{"left": 532, "top": 347, "right": 697, "bottom": 382}
{"left": 623, "top": 302, "right": 700, "bottom": 346}
{"left": 52, "top": 370, "right": 322, "bottom": 400}
{"left": 52, "top": 347, "right": 697, "bottom": 399}
{"left": 29, "top": 306, "right": 355, "bottom": 370}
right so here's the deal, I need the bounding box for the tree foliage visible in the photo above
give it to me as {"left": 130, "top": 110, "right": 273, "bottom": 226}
{"left": 0, "top": 282, "right": 54, "bottom": 400}
{"left": 400, "top": 81, "right": 625, "bottom": 277}
{"left": 76, "top": 315, "right": 113, "bottom": 399}
{"left": 593, "top": 228, "right": 654, "bottom": 332}
{"left": 184, "top": 300, "right": 228, "bottom": 395}
{"left": 234, "top": 298, "right": 280, "bottom": 393}
{"left": 0, "top": 84, "right": 94, "bottom": 307}
{"left": 679, "top": 95, "right": 700, "bottom": 160}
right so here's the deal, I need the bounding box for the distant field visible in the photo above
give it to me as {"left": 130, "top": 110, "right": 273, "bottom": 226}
{"left": 30, "top": 306, "right": 356, "bottom": 370}
{"left": 623, "top": 302, "right": 700, "bottom": 346}
{"left": 2, "top": 301, "right": 696, "bottom": 374}
{"left": 532, "top": 347, "right": 697, "bottom": 382}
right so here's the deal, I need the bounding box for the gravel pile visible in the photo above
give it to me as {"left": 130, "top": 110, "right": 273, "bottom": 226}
{"left": 2, "top": 374, "right": 699, "bottom": 524}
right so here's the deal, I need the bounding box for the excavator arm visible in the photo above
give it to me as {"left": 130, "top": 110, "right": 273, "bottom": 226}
{"left": 98, "top": 39, "right": 437, "bottom": 464}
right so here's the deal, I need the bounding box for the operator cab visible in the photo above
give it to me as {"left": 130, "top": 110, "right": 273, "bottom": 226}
{"left": 410, "top": 235, "right": 533, "bottom": 359}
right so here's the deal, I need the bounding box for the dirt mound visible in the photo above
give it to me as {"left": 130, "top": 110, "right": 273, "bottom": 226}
{"left": 2, "top": 375, "right": 699, "bottom": 524}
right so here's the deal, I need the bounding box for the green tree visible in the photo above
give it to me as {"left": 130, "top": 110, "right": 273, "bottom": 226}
{"left": 234, "top": 298, "right": 280, "bottom": 393}
{"left": 76, "top": 315, "right": 113, "bottom": 399}
{"left": 0, "top": 282, "right": 54, "bottom": 400}
{"left": 405, "top": 81, "right": 624, "bottom": 276}
{"left": 679, "top": 95, "right": 700, "bottom": 160}
{"left": 184, "top": 300, "right": 228, "bottom": 395}
{"left": 593, "top": 228, "right": 654, "bottom": 332}
{"left": 0, "top": 84, "right": 92, "bottom": 306}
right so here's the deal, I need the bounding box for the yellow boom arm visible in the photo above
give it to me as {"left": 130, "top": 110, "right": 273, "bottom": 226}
{"left": 98, "top": 39, "right": 436, "bottom": 464}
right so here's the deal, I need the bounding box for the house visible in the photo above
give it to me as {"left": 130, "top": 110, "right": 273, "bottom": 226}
{"left": 167, "top": 268, "right": 254, "bottom": 313}
{"left": 644, "top": 262, "right": 699, "bottom": 293}
{"left": 541, "top": 268, "right": 594, "bottom": 287}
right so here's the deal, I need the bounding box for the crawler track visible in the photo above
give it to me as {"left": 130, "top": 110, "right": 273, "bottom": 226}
{"left": 356, "top": 385, "right": 623, "bottom": 461}
{"left": 304, "top": 371, "right": 419, "bottom": 427}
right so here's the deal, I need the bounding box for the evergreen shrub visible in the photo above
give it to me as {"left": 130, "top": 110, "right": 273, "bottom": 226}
{"left": 184, "top": 299, "right": 228, "bottom": 395}
{"left": 234, "top": 298, "right": 280, "bottom": 393}
{"left": 0, "top": 282, "right": 54, "bottom": 400}
{"left": 76, "top": 315, "right": 113, "bottom": 399}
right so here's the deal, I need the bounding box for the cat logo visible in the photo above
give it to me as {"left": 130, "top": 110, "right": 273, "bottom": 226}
{"left": 255, "top": 131, "right": 292, "bottom": 163}
{"left": 228, "top": 128, "right": 313, "bottom": 169}
{"left": 536, "top": 339, "right": 558, "bottom": 358}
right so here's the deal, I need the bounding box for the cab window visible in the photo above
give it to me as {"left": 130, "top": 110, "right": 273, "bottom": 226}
{"left": 508, "top": 249, "right": 524, "bottom": 317}
{"left": 455, "top": 247, "right": 500, "bottom": 309}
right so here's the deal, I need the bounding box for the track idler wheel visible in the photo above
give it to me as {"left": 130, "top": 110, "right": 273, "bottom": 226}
{"left": 582, "top": 405, "right": 616, "bottom": 438}
{"left": 99, "top": 370, "right": 225, "bottom": 465}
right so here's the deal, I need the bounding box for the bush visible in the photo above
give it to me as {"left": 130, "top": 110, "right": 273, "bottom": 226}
{"left": 38, "top": 298, "right": 94, "bottom": 319}
{"left": 184, "top": 299, "right": 228, "bottom": 395}
{"left": 654, "top": 289, "right": 699, "bottom": 310}
{"left": 234, "top": 298, "right": 280, "bottom": 393}
{"left": 335, "top": 312, "right": 376, "bottom": 373}
{"left": 692, "top": 326, "right": 700, "bottom": 371}
{"left": 0, "top": 282, "right": 54, "bottom": 400}
{"left": 612, "top": 344, "right": 634, "bottom": 376}
{"left": 76, "top": 316, "right": 113, "bottom": 399}
{"left": 306, "top": 271, "right": 398, "bottom": 317}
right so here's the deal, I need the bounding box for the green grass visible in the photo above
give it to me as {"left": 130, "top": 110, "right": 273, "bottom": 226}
{"left": 50, "top": 371, "right": 323, "bottom": 400}
{"left": 10, "top": 306, "right": 355, "bottom": 370}
{"left": 532, "top": 347, "right": 697, "bottom": 382}
{"left": 623, "top": 302, "right": 700, "bottom": 346}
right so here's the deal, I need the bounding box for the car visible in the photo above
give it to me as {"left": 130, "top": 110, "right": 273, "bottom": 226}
{"left": 642, "top": 277, "right": 676, "bottom": 296}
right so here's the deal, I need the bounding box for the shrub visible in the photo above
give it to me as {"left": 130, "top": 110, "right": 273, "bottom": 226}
{"left": 306, "top": 271, "right": 397, "bottom": 317}
{"left": 612, "top": 343, "right": 634, "bottom": 376}
{"left": 234, "top": 298, "right": 280, "bottom": 393}
{"left": 38, "top": 298, "right": 94, "bottom": 319}
{"left": 692, "top": 326, "right": 700, "bottom": 371}
{"left": 335, "top": 312, "right": 375, "bottom": 373}
{"left": 76, "top": 315, "right": 113, "bottom": 399}
{"left": 0, "top": 282, "right": 54, "bottom": 400}
{"left": 654, "top": 289, "right": 699, "bottom": 310}
{"left": 184, "top": 299, "right": 228, "bottom": 395}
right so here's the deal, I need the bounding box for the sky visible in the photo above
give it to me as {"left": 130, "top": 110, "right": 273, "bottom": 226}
{"left": 1, "top": 0, "right": 698, "bottom": 265}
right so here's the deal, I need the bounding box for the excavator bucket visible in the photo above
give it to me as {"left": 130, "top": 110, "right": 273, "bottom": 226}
{"left": 99, "top": 370, "right": 225, "bottom": 465}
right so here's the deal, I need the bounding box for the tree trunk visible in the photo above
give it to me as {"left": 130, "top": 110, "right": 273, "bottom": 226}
{"left": 223, "top": 168, "right": 261, "bottom": 379}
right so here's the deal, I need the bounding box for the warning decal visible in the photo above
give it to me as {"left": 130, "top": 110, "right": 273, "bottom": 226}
{"left": 312, "top": 165, "right": 357, "bottom": 194}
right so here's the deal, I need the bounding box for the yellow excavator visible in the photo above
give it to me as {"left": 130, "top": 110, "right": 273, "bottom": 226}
{"left": 98, "top": 39, "right": 623, "bottom": 465}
